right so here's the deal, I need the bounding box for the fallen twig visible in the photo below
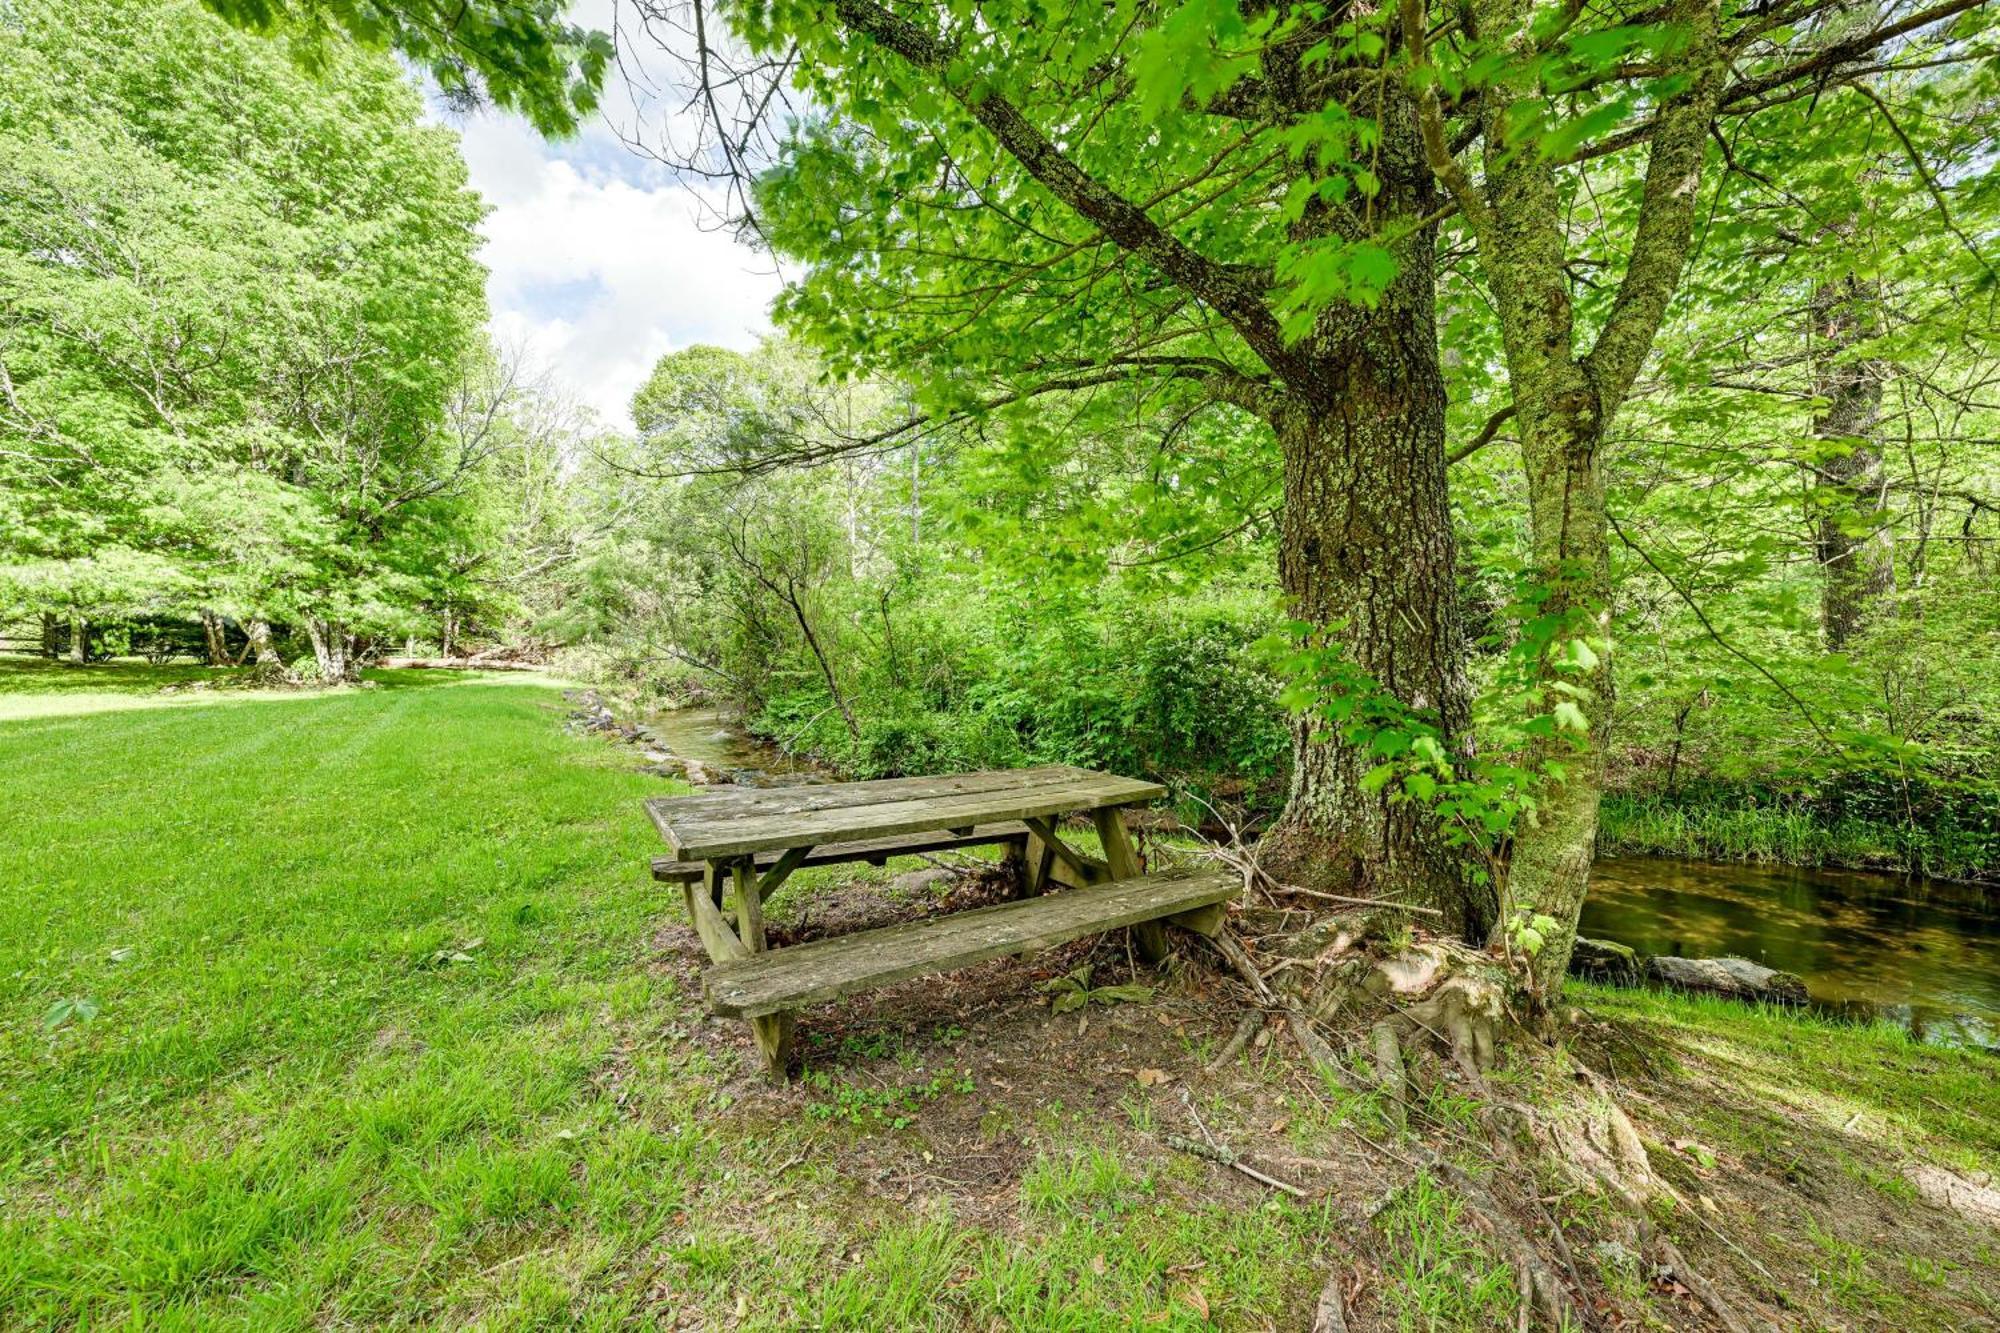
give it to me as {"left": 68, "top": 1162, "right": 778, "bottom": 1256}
{"left": 1277, "top": 883, "right": 1445, "bottom": 916}
{"left": 1653, "top": 1234, "right": 1759, "bottom": 1333}
{"left": 1165, "top": 1133, "right": 1310, "bottom": 1198}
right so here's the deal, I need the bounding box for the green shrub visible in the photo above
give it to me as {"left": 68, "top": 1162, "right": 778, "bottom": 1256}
{"left": 741, "top": 598, "right": 1288, "bottom": 793}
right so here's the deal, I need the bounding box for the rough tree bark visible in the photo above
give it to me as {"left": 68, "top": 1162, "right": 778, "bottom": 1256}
{"left": 1255, "top": 79, "right": 1483, "bottom": 937}
{"left": 305, "top": 617, "right": 360, "bottom": 682}
{"left": 245, "top": 618, "right": 281, "bottom": 666}
{"left": 1808, "top": 276, "right": 1889, "bottom": 649}
{"left": 246, "top": 619, "right": 282, "bottom": 666}
{"left": 67, "top": 615, "right": 90, "bottom": 665}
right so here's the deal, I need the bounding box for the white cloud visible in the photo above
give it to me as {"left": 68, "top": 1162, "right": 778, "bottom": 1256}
{"left": 451, "top": 107, "right": 782, "bottom": 430}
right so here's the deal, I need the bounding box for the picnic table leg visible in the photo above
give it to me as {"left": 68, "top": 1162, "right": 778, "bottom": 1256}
{"left": 731, "top": 857, "right": 767, "bottom": 951}
{"left": 730, "top": 858, "right": 795, "bottom": 1076}
{"left": 1093, "top": 807, "right": 1171, "bottom": 965}
{"left": 1021, "top": 827, "right": 1056, "bottom": 897}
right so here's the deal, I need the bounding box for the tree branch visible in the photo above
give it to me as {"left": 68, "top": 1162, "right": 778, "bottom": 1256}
{"left": 1847, "top": 82, "right": 1998, "bottom": 286}
{"left": 828, "top": 0, "right": 1293, "bottom": 375}
{"left": 1447, "top": 403, "right": 1518, "bottom": 464}
{"left": 1557, "top": 0, "right": 1987, "bottom": 168}
{"left": 1608, "top": 510, "right": 1839, "bottom": 746}
{"left": 1402, "top": 0, "right": 1495, "bottom": 239}
{"left": 1582, "top": 0, "right": 1726, "bottom": 416}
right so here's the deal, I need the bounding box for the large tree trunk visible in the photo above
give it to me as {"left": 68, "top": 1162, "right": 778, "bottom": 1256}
{"left": 1509, "top": 397, "right": 1616, "bottom": 997}
{"left": 39, "top": 612, "right": 59, "bottom": 659}
{"left": 1464, "top": 0, "right": 1723, "bottom": 998}
{"left": 245, "top": 618, "right": 281, "bottom": 666}
{"left": 67, "top": 615, "right": 90, "bottom": 665}
{"left": 305, "top": 617, "right": 360, "bottom": 683}
{"left": 1477, "top": 155, "right": 1623, "bottom": 995}
{"left": 1257, "top": 80, "right": 1486, "bottom": 939}
{"left": 1808, "top": 276, "right": 1888, "bottom": 650}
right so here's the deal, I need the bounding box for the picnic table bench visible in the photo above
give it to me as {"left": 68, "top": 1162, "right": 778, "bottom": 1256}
{"left": 645, "top": 764, "right": 1236, "bottom": 1074}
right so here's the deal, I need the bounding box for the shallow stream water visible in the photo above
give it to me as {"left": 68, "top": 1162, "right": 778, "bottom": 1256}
{"left": 640, "top": 705, "right": 816, "bottom": 779}
{"left": 1582, "top": 855, "right": 1999, "bottom": 1046}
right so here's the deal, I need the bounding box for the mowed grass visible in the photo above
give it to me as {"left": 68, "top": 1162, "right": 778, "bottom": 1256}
{"left": 6, "top": 659, "right": 1993, "bottom": 1330}
{"left": 0, "top": 661, "right": 680, "bottom": 1327}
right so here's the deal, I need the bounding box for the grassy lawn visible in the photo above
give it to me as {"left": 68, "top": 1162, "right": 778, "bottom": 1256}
{"left": 1, "top": 662, "right": 677, "bottom": 1326}
{"left": 2, "top": 659, "right": 1994, "bottom": 1330}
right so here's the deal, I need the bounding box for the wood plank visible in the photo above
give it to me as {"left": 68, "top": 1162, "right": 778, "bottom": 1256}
{"left": 662, "top": 775, "right": 1166, "bottom": 861}
{"left": 702, "top": 866, "right": 1238, "bottom": 1019}
{"left": 751, "top": 1010, "right": 795, "bottom": 1074}
{"left": 649, "top": 765, "right": 1093, "bottom": 832}
{"left": 1021, "top": 816, "right": 1109, "bottom": 882}
{"left": 648, "top": 768, "right": 1161, "bottom": 847}
{"left": 684, "top": 874, "right": 792, "bottom": 1075}
{"left": 651, "top": 823, "right": 1031, "bottom": 884}
{"left": 1165, "top": 901, "right": 1228, "bottom": 937}
{"left": 1022, "top": 828, "right": 1056, "bottom": 897}
{"left": 732, "top": 859, "right": 766, "bottom": 952}
{"left": 756, "top": 843, "right": 812, "bottom": 898}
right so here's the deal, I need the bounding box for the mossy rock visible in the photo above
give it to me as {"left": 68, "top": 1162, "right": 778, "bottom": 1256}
{"left": 1568, "top": 936, "right": 1643, "bottom": 986}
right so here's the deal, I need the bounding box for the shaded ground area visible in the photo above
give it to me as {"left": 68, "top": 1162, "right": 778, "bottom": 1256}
{"left": 2, "top": 660, "right": 1993, "bottom": 1329}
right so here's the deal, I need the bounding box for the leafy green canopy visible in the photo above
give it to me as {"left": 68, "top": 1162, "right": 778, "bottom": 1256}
{"left": 200, "top": 0, "right": 612, "bottom": 136}
{"left": 0, "top": 0, "right": 489, "bottom": 642}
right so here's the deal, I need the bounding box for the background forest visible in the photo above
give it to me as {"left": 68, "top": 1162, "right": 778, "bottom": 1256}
{"left": 3, "top": 0, "right": 1997, "bottom": 892}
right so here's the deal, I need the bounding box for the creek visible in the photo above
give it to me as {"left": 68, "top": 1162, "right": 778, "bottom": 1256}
{"left": 1584, "top": 855, "right": 1999, "bottom": 1047}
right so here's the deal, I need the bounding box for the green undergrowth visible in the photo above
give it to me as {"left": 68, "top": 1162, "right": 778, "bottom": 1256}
{"left": 1599, "top": 792, "right": 1998, "bottom": 883}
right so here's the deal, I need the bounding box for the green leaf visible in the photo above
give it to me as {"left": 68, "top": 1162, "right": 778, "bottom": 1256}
{"left": 43, "top": 997, "right": 100, "bottom": 1031}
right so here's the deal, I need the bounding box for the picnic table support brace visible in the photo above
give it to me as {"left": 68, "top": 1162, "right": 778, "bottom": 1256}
{"left": 686, "top": 857, "right": 797, "bottom": 1078}
{"left": 1022, "top": 827, "right": 1057, "bottom": 897}
{"left": 1021, "top": 816, "right": 1110, "bottom": 886}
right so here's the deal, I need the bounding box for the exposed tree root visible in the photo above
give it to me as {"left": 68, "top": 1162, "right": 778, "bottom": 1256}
{"left": 1309, "top": 1265, "right": 1349, "bottom": 1333}
{"left": 1195, "top": 914, "right": 1773, "bottom": 1330}
{"left": 1205, "top": 1010, "right": 1262, "bottom": 1072}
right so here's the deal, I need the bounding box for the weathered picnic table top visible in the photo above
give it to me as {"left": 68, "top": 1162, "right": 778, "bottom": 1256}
{"left": 644, "top": 763, "right": 1165, "bottom": 862}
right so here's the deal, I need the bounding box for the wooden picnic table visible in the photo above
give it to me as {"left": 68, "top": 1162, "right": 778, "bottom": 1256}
{"left": 644, "top": 764, "right": 1237, "bottom": 1075}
